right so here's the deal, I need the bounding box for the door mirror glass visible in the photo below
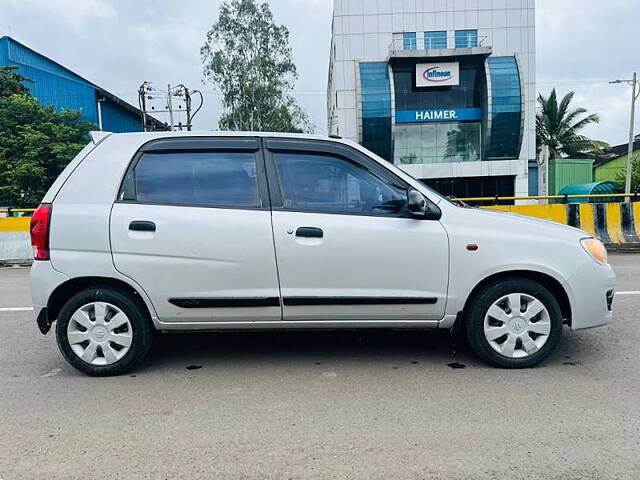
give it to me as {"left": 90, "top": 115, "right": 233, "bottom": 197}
{"left": 407, "top": 189, "right": 426, "bottom": 215}
{"left": 407, "top": 189, "right": 441, "bottom": 220}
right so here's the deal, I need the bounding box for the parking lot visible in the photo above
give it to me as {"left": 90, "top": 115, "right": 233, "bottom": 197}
{"left": 1, "top": 255, "right": 639, "bottom": 479}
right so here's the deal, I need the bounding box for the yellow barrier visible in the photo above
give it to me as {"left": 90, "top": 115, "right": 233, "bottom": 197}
{"left": 0, "top": 217, "right": 30, "bottom": 233}
{"left": 1, "top": 202, "right": 640, "bottom": 247}
{"left": 487, "top": 202, "right": 639, "bottom": 245}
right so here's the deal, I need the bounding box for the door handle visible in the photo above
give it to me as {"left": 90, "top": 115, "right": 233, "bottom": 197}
{"left": 129, "top": 220, "right": 156, "bottom": 232}
{"left": 296, "top": 227, "right": 323, "bottom": 238}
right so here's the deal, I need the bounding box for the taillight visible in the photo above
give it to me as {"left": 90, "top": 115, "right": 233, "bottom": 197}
{"left": 30, "top": 204, "right": 52, "bottom": 260}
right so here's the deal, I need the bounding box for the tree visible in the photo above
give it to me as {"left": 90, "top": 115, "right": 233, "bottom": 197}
{"left": 536, "top": 89, "right": 608, "bottom": 158}
{"left": 615, "top": 153, "right": 640, "bottom": 192}
{"left": 0, "top": 66, "right": 32, "bottom": 98}
{"left": 0, "top": 94, "right": 95, "bottom": 207}
{"left": 201, "top": 0, "right": 313, "bottom": 133}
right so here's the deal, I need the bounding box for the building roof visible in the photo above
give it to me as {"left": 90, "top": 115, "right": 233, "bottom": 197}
{"left": 0, "top": 36, "right": 165, "bottom": 130}
{"left": 594, "top": 137, "right": 640, "bottom": 168}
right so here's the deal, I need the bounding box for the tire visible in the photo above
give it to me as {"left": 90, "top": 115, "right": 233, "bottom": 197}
{"left": 55, "top": 286, "right": 153, "bottom": 376}
{"left": 465, "top": 278, "right": 563, "bottom": 368}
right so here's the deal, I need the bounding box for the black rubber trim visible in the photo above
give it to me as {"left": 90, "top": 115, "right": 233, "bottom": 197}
{"left": 169, "top": 297, "right": 280, "bottom": 308}
{"left": 36, "top": 307, "right": 51, "bottom": 334}
{"left": 282, "top": 297, "right": 438, "bottom": 306}
{"left": 140, "top": 137, "right": 260, "bottom": 152}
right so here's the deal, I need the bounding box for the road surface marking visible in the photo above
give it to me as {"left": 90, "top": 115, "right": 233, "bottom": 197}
{"left": 615, "top": 291, "right": 640, "bottom": 295}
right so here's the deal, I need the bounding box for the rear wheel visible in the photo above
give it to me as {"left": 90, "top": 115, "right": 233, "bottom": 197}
{"left": 55, "top": 286, "right": 153, "bottom": 376}
{"left": 465, "top": 278, "right": 563, "bottom": 368}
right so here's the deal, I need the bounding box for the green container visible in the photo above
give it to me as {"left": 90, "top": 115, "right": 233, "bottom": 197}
{"left": 548, "top": 158, "right": 594, "bottom": 195}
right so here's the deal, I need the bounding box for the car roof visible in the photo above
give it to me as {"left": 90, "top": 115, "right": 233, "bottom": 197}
{"left": 91, "top": 130, "right": 342, "bottom": 143}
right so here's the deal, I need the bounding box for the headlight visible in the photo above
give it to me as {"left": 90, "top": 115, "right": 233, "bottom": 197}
{"left": 581, "top": 238, "right": 608, "bottom": 265}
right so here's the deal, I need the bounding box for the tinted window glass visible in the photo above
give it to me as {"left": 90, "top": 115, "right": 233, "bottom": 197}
{"left": 133, "top": 152, "right": 260, "bottom": 207}
{"left": 274, "top": 153, "right": 407, "bottom": 215}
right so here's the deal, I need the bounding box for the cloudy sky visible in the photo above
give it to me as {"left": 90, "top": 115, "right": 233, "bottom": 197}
{"left": 1, "top": 0, "right": 638, "bottom": 145}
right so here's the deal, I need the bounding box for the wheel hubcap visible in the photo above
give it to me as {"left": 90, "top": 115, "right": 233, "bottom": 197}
{"left": 483, "top": 293, "right": 551, "bottom": 359}
{"left": 67, "top": 302, "right": 133, "bottom": 366}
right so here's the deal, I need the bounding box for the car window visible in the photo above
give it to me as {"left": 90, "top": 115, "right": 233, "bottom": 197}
{"left": 274, "top": 152, "right": 407, "bottom": 215}
{"left": 130, "top": 151, "right": 260, "bottom": 208}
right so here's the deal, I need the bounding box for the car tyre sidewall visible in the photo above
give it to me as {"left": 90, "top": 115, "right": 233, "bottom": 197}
{"left": 465, "top": 278, "right": 563, "bottom": 368}
{"left": 55, "top": 286, "right": 153, "bottom": 376}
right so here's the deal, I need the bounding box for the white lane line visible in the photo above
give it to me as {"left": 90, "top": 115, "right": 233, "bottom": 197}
{"left": 615, "top": 291, "right": 640, "bottom": 296}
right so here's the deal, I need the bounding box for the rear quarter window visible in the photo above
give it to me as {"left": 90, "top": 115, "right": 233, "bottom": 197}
{"left": 122, "top": 151, "right": 261, "bottom": 208}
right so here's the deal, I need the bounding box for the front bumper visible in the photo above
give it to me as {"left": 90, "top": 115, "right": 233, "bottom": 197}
{"left": 566, "top": 259, "right": 616, "bottom": 330}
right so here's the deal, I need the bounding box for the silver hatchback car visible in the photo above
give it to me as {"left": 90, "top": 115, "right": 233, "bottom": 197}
{"left": 30, "top": 131, "right": 615, "bottom": 376}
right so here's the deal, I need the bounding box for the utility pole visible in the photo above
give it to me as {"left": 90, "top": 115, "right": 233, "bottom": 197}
{"left": 537, "top": 145, "right": 549, "bottom": 204}
{"left": 138, "top": 82, "right": 203, "bottom": 132}
{"left": 610, "top": 72, "right": 639, "bottom": 202}
{"left": 167, "top": 84, "right": 175, "bottom": 131}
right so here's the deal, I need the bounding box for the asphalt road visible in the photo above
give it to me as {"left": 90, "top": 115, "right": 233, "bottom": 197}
{"left": 1, "top": 256, "right": 639, "bottom": 479}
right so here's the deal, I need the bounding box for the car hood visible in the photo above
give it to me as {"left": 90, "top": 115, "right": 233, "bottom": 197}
{"left": 453, "top": 206, "right": 589, "bottom": 240}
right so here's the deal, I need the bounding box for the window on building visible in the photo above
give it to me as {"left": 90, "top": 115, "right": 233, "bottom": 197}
{"left": 422, "top": 175, "right": 515, "bottom": 206}
{"left": 129, "top": 151, "right": 260, "bottom": 208}
{"left": 424, "top": 31, "right": 447, "bottom": 49}
{"left": 403, "top": 32, "right": 417, "bottom": 50}
{"left": 487, "top": 57, "right": 522, "bottom": 159}
{"left": 274, "top": 152, "right": 407, "bottom": 216}
{"left": 455, "top": 29, "right": 478, "bottom": 48}
{"left": 394, "top": 123, "right": 482, "bottom": 165}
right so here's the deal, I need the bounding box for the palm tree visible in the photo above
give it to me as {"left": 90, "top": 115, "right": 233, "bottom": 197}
{"left": 536, "top": 89, "right": 608, "bottom": 158}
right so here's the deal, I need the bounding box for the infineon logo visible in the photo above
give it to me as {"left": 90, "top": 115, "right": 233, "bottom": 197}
{"left": 416, "top": 62, "right": 459, "bottom": 87}
{"left": 424, "top": 67, "right": 452, "bottom": 82}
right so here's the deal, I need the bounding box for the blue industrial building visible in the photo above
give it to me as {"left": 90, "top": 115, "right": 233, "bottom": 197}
{"left": 0, "top": 36, "right": 164, "bottom": 132}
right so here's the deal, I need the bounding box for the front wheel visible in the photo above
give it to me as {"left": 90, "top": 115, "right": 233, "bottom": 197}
{"left": 55, "top": 286, "right": 153, "bottom": 376}
{"left": 465, "top": 278, "right": 563, "bottom": 368}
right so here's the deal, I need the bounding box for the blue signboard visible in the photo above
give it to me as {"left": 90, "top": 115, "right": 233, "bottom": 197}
{"left": 396, "top": 108, "right": 482, "bottom": 123}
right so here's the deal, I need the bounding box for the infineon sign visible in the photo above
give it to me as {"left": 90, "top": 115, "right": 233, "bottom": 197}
{"left": 416, "top": 62, "right": 459, "bottom": 87}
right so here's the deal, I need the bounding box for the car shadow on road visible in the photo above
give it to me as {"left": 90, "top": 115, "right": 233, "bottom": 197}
{"left": 140, "top": 325, "right": 603, "bottom": 373}
{"left": 145, "top": 328, "right": 477, "bottom": 371}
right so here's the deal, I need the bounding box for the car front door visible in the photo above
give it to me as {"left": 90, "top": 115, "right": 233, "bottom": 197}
{"left": 265, "top": 138, "right": 449, "bottom": 322}
{"left": 110, "top": 137, "right": 281, "bottom": 323}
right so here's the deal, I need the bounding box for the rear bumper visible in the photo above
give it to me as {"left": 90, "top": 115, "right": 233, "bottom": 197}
{"left": 566, "top": 260, "right": 616, "bottom": 330}
{"left": 30, "top": 260, "right": 69, "bottom": 334}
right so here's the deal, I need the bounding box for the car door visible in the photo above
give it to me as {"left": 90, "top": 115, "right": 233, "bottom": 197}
{"left": 110, "top": 137, "right": 281, "bottom": 323}
{"left": 264, "top": 138, "right": 449, "bottom": 322}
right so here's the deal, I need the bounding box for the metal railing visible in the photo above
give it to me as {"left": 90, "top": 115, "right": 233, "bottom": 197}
{"left": 450, "top": 193, "right": 640, "bottom": 204}
{"left": 389, "top": 35, "right": 487, "bottom": 53}
{"left": 0, "top": 208, "right": 36, "bottom": 215}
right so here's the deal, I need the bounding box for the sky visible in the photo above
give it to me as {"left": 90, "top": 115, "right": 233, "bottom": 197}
{"left": 0, "top": 0, "right": 638, "bottom": 145}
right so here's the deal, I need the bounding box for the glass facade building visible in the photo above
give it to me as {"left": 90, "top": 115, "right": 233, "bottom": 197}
{"left": 327, "top": 0, "right": 536, "bottom": 199}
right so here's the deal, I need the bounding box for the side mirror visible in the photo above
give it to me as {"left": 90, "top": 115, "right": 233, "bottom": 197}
{"left": 407, "top": 189, "right": 441, "bottom": 220}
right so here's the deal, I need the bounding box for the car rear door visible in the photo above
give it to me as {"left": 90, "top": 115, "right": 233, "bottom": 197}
{"left": 110, "top": 137, "right": 281, "bottom": 323}
{"left": 264, "top": 138, "right": 449, "bottom": 322}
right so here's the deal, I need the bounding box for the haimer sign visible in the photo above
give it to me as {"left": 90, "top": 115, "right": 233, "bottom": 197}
{"left": 396, "top": 108, "right": 482, "bottom": 123}
{"left": 416, "top": 62, "right": 459, "bottom": 87}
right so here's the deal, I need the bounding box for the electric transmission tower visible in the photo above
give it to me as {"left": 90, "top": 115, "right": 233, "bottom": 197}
{"left": 138, "top": 82, "right": 204, "bottom": 132}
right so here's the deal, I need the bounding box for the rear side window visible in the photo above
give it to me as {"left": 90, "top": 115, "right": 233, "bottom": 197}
{"left": 122, "top": 151, "right": 260, "bottom": 208}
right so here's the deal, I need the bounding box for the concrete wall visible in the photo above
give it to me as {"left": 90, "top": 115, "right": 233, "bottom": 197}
{"left": 0, "top": 218, "right": 31, "bottom": 265}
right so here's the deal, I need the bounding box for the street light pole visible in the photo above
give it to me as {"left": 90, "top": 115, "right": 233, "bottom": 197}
{"left": 611, "top": 72, "right": 639, "bottom": 202}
